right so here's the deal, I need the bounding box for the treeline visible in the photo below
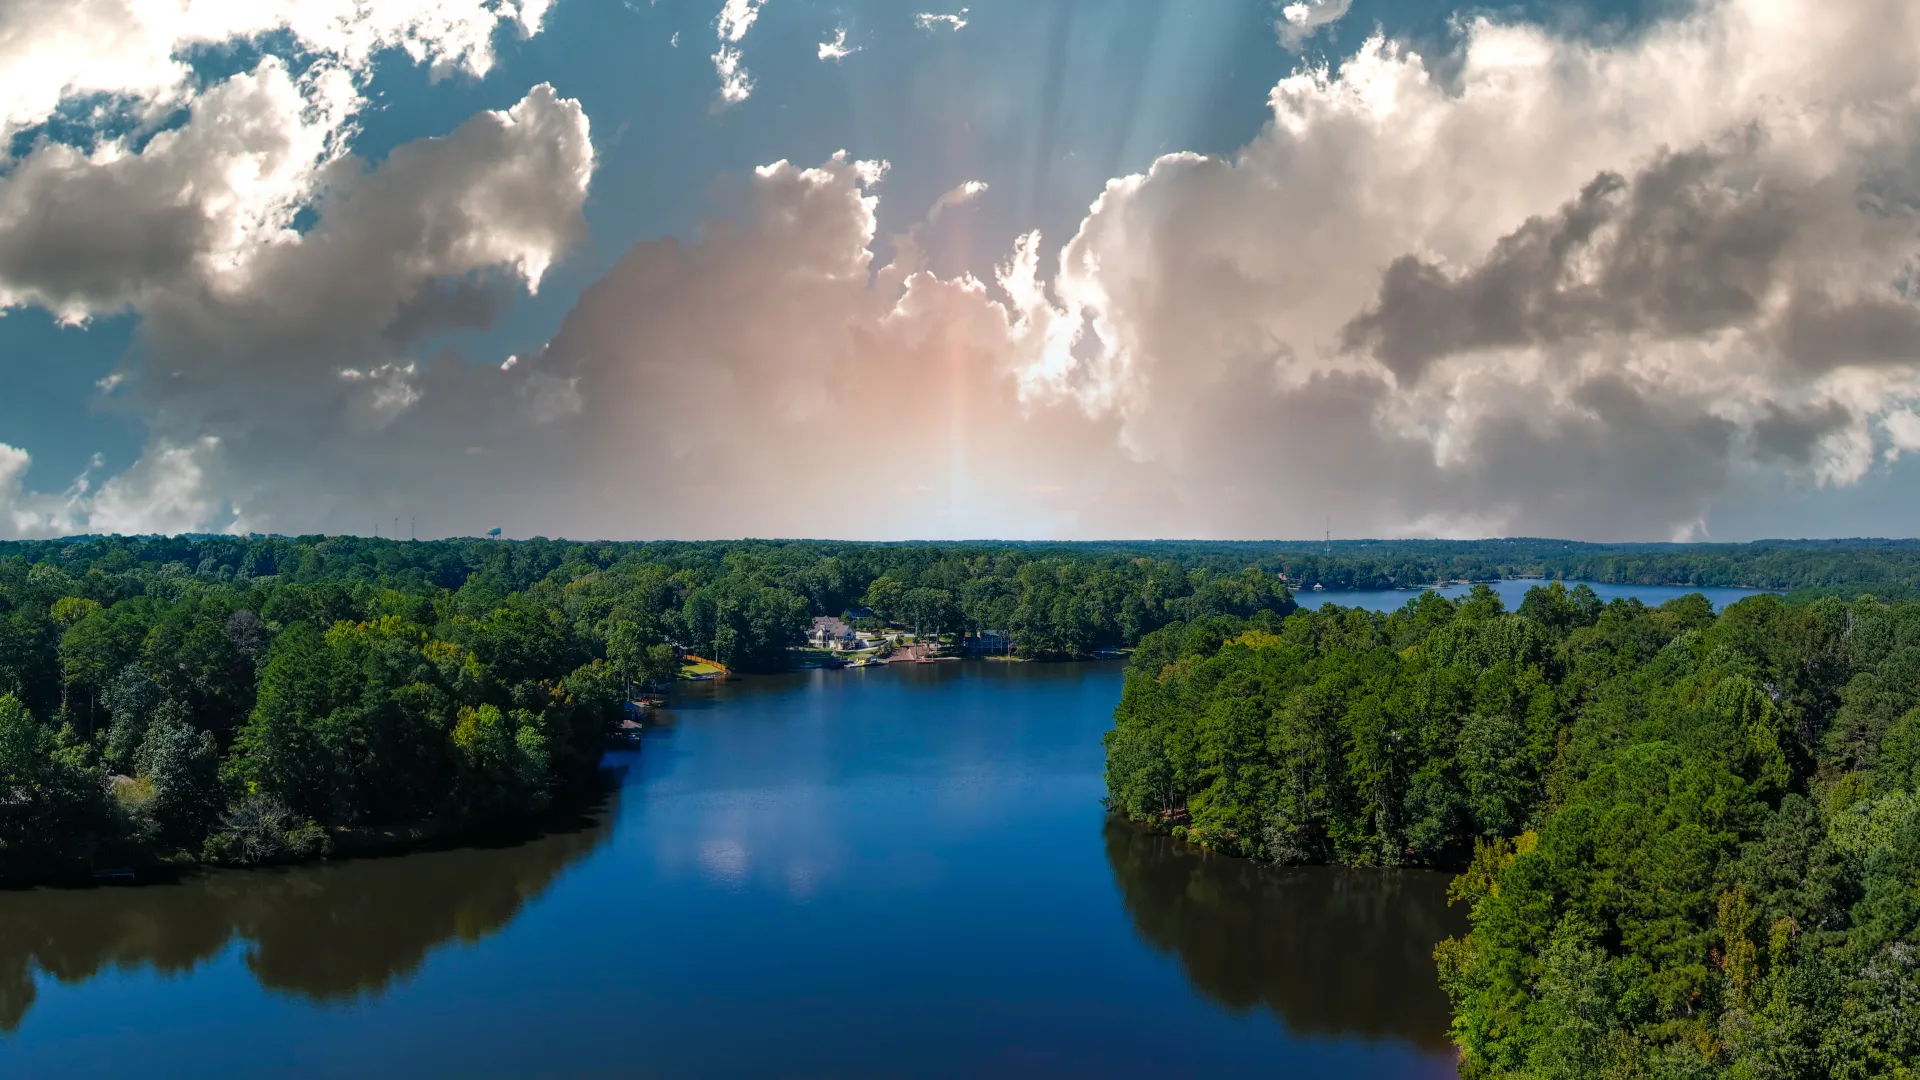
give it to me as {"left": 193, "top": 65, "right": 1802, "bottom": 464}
{"left": 0, "top": 565, "right": 625, "bottom": 882}
{"left": 1258, "top": 537, "right": 1920, "bottom": 592}
{"left": 10, "top": 533, "right": 1920, "bottom": 608}
{"left": 16, "top": 535, "right": 1920, "bottom": 602}
{"left": 1105, "top": 585, "right": 1918, "bottom": 1076}
{"left": 0, "top": 534, "right": 1298, "bottom": 881}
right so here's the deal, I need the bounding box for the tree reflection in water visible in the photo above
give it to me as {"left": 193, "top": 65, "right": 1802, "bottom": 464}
{"left": 1103, "top": 816, "right": 1465, "bottom": 1052}
{"left": 0, "top": 796, "right": 615, "bottom": 1033}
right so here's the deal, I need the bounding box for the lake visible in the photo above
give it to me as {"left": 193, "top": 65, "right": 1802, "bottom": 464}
{"left": 1299, "top": 578, "right": 1777, "bottom": 613}
{"left": 0, "top": 663, "right": 1461, "bottom": 1078}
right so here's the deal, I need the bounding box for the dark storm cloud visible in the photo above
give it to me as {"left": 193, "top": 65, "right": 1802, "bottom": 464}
{"left": 1752, "top": 400, "right": 1855, "bottom": 464}
{"left": 1341, "top": 145, "right": 1816, "bottom": 381}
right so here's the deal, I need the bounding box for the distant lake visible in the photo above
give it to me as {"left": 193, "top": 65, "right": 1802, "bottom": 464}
{"left": 0, "top": 663, "right": 1460, "bottom": 1078}
{"left": 1298, "top": 578, "right": 1779, "bottom": 613}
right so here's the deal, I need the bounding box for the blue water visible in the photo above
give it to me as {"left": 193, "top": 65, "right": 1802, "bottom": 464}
{"left": 0, "top": 663, "right": 1459, "bottom": 1078}
{"left": 1300, "top": 578, "right": 1777, "bottom": 614}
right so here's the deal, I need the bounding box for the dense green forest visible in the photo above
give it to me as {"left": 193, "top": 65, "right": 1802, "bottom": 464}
{"left": 1104, "top": 585, "right": 1920, "bottom": 1077}
{"left": 0, "top": 533, "right": 1297, "bottom": 881}
{"left": 735, "top": 535, "right": 1920, "bottom": 594}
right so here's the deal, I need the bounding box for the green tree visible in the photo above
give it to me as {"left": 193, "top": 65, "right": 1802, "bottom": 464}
{"left": 0, "top": 694, "right": 116, "bottom": 879}
{"left": 135, "top": 699, "right": 221, "bottom": 850}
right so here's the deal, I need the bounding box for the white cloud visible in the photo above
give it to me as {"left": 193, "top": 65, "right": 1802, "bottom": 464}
{"left": 85, "top": 438, "right": 228, "bottom": 536}
{"left": 716, "top": 0, "right": 767, "bottom": 43}
{"left": 0, "top": 439, "right": 230, "bottom": 537}
{"left": 0, "top": 0, "right": 566, "bottom": 325}
{"left": 1277, "top": 0, "right": 1353, "bottom": 49}
{"left": 0, "top": 80, "right": 595, "bottom": 539}
{"left": 134, "top": 81, "right": 593, "bottom": 358}
{"left": 980, "top": 0, "right": 1920, "bottom": 538}
{"left": 713, "top": 45, "right": 754, "bottom": 104}
{"left": 818, "top": 28, "right": 857, "bottom": 62}
{"left": 0, "top": 0, "right": 597, "bottom": 541}
{"left": 500, "top": 0, "right": 1920, "bottom": 541}
{"left": 10, "top": 0, "right": 1920, "bottom": 542}
{"left": 915, "top": 10, "right": 969, "bottom": 32}
{"left": 1883, "top": 410, "right": 1920, "bottom": 460}
{"left": 928, "top": 180, "right": 988, "bottom": 221}
{"left": 0, "top": 0, "right": 543, "bottom": 143}
{"left": 711, "top": 0, "right": 768, "bottom": 103}
{"left": 0, "top": 57, "right": 346, "bottom": 320}
{"left": 0, "top": 443, "right": 74, "bottom": 538}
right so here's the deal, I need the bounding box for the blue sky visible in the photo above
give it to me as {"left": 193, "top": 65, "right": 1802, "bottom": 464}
{"left": 3, "top": 0, "right": 1917, "bottom": 540}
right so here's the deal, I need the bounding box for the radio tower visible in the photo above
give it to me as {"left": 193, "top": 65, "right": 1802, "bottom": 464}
{"left": 1324, "top": 516, "right": 1330, "bottom": 555}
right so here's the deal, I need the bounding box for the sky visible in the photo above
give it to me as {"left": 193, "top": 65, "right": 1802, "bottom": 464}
{"left": 2, "top": 0, "right": 1919, "bottom": 542}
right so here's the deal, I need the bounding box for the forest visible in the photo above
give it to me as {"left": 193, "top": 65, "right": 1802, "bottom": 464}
{"left": 0, "top": 533, "right": 1295, "bottom": 881}
{"left": 1104, "top": 584, "right": 1919, "bottom": 1077}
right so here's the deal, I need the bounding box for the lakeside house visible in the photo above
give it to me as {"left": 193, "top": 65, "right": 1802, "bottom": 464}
{"left": 971, "top": 629, "right": 1011, "bottom": 654}
{"left": 809, "top": 616, "right": 859, "bottom": 651}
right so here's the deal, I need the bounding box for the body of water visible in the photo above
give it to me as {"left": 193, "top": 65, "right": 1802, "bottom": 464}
{"left": 0, "top": 663, "right": 1460, "bottom": 1078}
{"left": 1299, "top": 578, "right": 1777, "bottom": 613}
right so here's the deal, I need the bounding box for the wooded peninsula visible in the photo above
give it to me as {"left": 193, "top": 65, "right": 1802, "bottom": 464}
{"left": 1106, "top": 584, "right": 1920, "bottom": 1077}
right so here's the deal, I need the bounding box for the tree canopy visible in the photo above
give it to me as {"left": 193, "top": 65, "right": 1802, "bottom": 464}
{"left": 1105, "top": 584, "right": 1920, "bottom": 1076}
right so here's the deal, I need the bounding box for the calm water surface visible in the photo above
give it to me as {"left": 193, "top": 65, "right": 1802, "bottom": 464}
{"left": 0, "top": 663, "right": 1461, "bottom": 1078}
{"left": 1304, "top": 577, "right": 1776, "bottom": 613}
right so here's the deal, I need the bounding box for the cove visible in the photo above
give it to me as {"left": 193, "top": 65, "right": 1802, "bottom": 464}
{"left": 0, "top": 662, "right": 1461, "bottom": 1078}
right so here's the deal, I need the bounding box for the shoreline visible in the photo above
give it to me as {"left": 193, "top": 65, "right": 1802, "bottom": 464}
{"left": 1, "top": 781, "right": 618, "bottom": 891}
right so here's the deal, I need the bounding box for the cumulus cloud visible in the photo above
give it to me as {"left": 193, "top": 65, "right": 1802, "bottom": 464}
{"left": 1338, "top": 143, "right": 1916, "bottom": 385}
{"left": 0, "top": 0, "right": 543, "bottom": 142}
{"left": 0, "top": 81, "right": 595, "bottom": 540}
{"left": 0, "top": 0, "right": 564, "bottom": 323}
{"left": 498, "top": 153, "right": 1139, "bottom": 539}
{"left": 915, "top": 10, "right": 970, "bottom": 32}
{"left": 1008, "top": 0, "right": 1920, "bottom": 537}
{"left": 712, "top": 45, "right": 754, "bottom": 104}
{"left": 0, "top": 443, "right": 76, "bottom": 538}
{"left": 84, "top": 438, "right": 232, "bottom": 537}
{"left": 716, "top": 0, "right": 766, "bottom": 41}
{"left": 117, "top": 83, "right": 595, "bottom": 506}
{"left": 818, "top": 28, "right": 857, "bottom": 62}
{"left": 1276, "top": 0, "right": 1353, "bottom": 49}
{"left": 712, "top": 0, "right": 768, "bottom": 104}
{"left": 0, "top": 439, "right": 228, "bottom": 538}
{"left": 8, "top": 0, "right": 1920, "bottom": 542}
{"left": 0, "top": 58, "right": 346, "bottom": 320}
{"left": 0, "top": 0, "right": 588, "bottom": 540}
